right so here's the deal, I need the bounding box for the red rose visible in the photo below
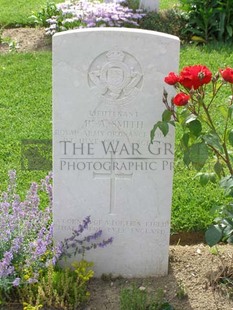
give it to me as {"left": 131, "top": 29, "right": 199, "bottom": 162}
{"left": 173, "top": 92, "right": 190, "bottom": 106}
{"left": 164, "top": 72, "right": 179, "bottom": 85}
{"left": 219, "top": 67, "right": 233, "bottom": 83}
{"left": 179, "top": 65, "right": 212, "bottom": 89}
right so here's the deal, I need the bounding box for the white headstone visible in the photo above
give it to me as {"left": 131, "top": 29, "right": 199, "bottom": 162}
{"left": 140, "top": 0, "right": 159, "bottom": 11}
{"left": 53, "top": 28, "right": 179, "bottom": 277}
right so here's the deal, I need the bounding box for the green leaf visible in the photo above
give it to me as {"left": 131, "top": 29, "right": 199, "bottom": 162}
{"left": 196, "top": 172, "right": 216, "bottom": 186}
{"left": 222, "top": 218, "right": 233, "bottom": 228}
{"left": 205, "top": 225, "right": 223, "bottom": 247}
{"left": 162, "top": 110, "right": 172, "bottom": 122}
{"left": 189, "top": 142, "right": 209, "bottom": 171}
{"left": 202, "top": 133, "right": 223, "bottom": 152}
{"left": 219, "top": 105, "right": 228, "bottom": 119}
{"left": 222, "top": 224, "right": 233, "bottom": 242}
{"left": 227, "top": 235, "right": 233, "bottom": 244}
{"left": 179, "top": 109, "right": 191, "bottom": 125}
{"left": 183, "top": 150, "right": 191, "bottom": 166}
{"left": 185, "top": 114, "right": 197, "bottom": 124}
{"left": 229, "top": 130, "right": 233, "bottom": 147}
{"left": 200, "top": 173, "right": 210, "bottom": 186}
{"left": 181, "top": 133, "right": 189, "bottom": 148}
{"left": 210, "top": 173, "right": 216, "bottom": 183}
{"left": 187, "top": 119, "right": 202, "bottom": 137}
{"left": 220, "top": 176, "right": 233, "bottom": 196}
{"left": 151, "top": 120, "right": 170, "bottom": 141}
{"left": 160, "top": 302, "right": 174, "bottom": 310}
{"left": 228, "top": 105, "right": 233, "bottom": 119}
{"left": 214, "top": 161, "right": 224, "bottom": 178}
{"left": 158, "top": 121, "right": 169, "bottom": 137}
{"left": 150, "top": 123, "right": 159, "bottom": 143}
{"left": 220, "top": 175, "right": 233, "bottom": 190}
{"left": 226, "top": 25, "right": 233, "bottom": 37}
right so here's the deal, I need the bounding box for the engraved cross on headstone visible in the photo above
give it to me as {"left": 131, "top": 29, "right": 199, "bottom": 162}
{"left": 94, "top": 153, "right": 133, "bottom": 214}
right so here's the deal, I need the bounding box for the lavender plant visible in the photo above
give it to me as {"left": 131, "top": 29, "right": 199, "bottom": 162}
{"left": 61, "top": 215, "right": 113, "bottom": 259}
{"left": 0, "top": 170, "right": 113, "bottom": 304}
{"left": 0, "top": 171, "right": 56, "bottom": 290}
{"left": 32, "top": 0, "right": 145, "bottom": 35}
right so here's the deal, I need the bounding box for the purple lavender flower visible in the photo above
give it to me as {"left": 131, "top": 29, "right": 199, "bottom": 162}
{"left": 97, "top": 237, "right": 114, "bottom": 248}
{"left": 12, "top": 277, "right": 20, "bottom": 287}
{"left": 27, "top": 278, "right": 38, "bottom": 284}
{"left": 85, "top": 230, "right": 103, "bottom": 242}
{"left": 0, "top": 251, "right": 14, "bottom": 277}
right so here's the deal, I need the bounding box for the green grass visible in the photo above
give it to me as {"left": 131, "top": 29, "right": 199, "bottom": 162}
{"left": 180, "top": 43, "right": 233, "bottom": 70}
{"left": 0, "top": 0, "right": 61, "bottom": 27}
{"left": 0, "top": 52, "right": 52, "bottom": 194}
{"left": 160, "top": 0, "right": 180, "bottom": 10}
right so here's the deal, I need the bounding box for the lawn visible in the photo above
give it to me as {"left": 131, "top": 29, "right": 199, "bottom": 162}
{"left": 0, "top": 0, "right": 232, "bottom": 233}
{"left": 160, "top": 0, "right": 180, "bottom": 10}
{"left": 0, "top": 52, "right": 52, "bottom": 193}
{"left": 0, "top": 0, "right": 61, "bottom": 26}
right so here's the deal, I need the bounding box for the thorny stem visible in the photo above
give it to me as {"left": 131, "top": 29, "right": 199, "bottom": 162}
{"left": 163, "top": 89, "right": 178, "bottom": 121}
{"left": 202, "top": 84, "right": 233, "bottom": 176}
{"left": 207, "top": 80, "right": 224, "bottom": 110}
{"left": 222, "top": 85, "right": 233, "bottom": 175}
{"left": 222, "top": 84, "right": 233, "bottom": 175}
{"left": 222, "top": 142, "right": 233, "bottom": 175}
{"left": 207, "top": 143, "right": 228, "bottom": 165}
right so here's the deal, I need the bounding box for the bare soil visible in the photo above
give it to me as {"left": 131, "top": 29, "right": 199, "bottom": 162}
{"left": 1, "top": 28, "right": 233, "bottom": 310}
{"left": 0, "top": 27, "right": 51, "bottom": 53}
{"left": 86, "top": 244, "right": 233, "bottom": 310}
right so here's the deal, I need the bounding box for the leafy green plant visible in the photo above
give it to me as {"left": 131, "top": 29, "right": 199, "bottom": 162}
{"left": 180, "top": 0, "right": 233, "bottom": 42}
{"left": 176, "top": 280, "right": 187, "bottom": 299}
{"left": 151, "top": 64, "right": 233, "bottom": 245}
{"left": 0, "top": 26, "right": 18, "bottom": 52}
{"left": 140, "top": 9, "right": 189, "bottom": 41}
{"left": 124, "top": 0, "right": 140, "bottom": 10}
{"left": 120, "top": 285, "right": 147, "bottom": 310}
{"left": 205, "top": 201, "right": 233, "bottom": 246}
{"left": 23, "top": 303, "right": 43, "bottom": 310}
{"left": 29, "top": 1, "right": 61, "bottom": 27}
{"left": 120, "top": 286, "right": 174, "bottom": 310}
{"left": 19, "top": 261, "right": 94, "bottom": 309}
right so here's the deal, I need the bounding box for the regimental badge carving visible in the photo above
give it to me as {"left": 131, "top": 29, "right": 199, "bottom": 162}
{"left": 88, "top": 49, "right": 143, "bottom": 105}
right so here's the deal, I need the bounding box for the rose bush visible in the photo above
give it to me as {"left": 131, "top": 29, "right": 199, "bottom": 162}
{"left": 151, "top": 64, "right": 233, "bottom": 246}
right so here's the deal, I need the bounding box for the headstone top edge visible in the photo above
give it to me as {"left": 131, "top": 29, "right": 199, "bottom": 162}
{"left": 52, "top": 28, "right": 180, "bottom": 42}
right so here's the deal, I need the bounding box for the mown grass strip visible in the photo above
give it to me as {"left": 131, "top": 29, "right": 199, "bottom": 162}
{"left": 160, "top": 0, "right": 180, "bottom": 10}
{"left": 0, "top": 52, "right": 52, "bottom": 194}
{"left": 0, "top": 0, "right": 61, "bottom": 27}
